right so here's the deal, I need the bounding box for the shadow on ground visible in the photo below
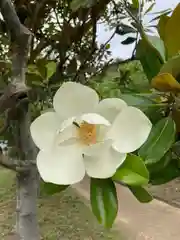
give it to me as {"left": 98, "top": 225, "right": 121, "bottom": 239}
{"left": 0, "top": 169, "right": 122, "bottom": 240}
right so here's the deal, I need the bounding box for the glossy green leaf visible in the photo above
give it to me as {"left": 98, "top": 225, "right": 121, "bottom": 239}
{"left": 90, "top": 178, "right": 118, "bottom": 228}
{"left": 40, "top": 182, "right": 69, "bottom": 196}
{"left": 113, "top": 154, "right": 149, "bottom": 186}
{"left": 139, "top": 117, "right": 176, "bottom": 165}
{"left": 129, "top": 186, "right": 153, "bottom": 203}
{"left": 136, "top": 38, "right": 163, "bottom": 81}
{"left": 150, "top": 160, "right": 180, "bottom": 185}
{"left": 147, "top": 152, "right": 172, "bottom": 174}
{"left": 147, "top": 35, "right": 166, "bottom": 62}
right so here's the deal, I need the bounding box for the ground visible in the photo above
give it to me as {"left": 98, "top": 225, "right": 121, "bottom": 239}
{"left": 149, "top": 179, "right": 180, "bottom": 208}
{"left": 0, "top": 169, "right": 121, "bottom": 240}
{"left": 1, "top": 168, "right": 180, "bottom": 240}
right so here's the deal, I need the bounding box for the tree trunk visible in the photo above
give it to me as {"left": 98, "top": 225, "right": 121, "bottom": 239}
{"left": 16, "top": 167, "right": 39, "bottom": 240}
{"left": 0, "top": 0, "right": 39, "bottom": 239}
{"left": 16, "top": 107, "right": 40, "bottom": 240}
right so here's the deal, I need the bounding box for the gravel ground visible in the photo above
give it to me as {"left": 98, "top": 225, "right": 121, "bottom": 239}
{"left": 149, "top": 178, "right": 180, "bottom": 208}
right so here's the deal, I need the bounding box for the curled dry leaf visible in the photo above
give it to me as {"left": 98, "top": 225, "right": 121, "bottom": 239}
{"left": 151, "top": 73, "right": 180, "bottom": 92}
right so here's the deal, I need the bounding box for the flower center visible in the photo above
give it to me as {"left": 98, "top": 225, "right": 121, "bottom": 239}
{"left": 78, "top": 121, "right": 97, "bottom": 145}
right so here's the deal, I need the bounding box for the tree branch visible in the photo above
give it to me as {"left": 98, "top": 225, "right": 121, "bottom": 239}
{"left": 0, "top": 151, "right": 34, "bottom": 172}
{"left": 0, "top": 0, "right": 31, "bottom": 46}
{"left": 73, "top": 30, "right": 116, "bottom": 82}
{"left": 0, "top": 0, "right": 32, "bottom": 115}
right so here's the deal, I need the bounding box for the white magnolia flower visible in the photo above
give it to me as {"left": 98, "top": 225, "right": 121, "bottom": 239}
{"left": 30, "top": 82, "right": 152, "bottom": 185}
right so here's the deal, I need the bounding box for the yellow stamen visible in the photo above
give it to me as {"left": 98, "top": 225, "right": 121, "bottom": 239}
{"left": 78, "top": 121, "right": 97, "bottom": 145}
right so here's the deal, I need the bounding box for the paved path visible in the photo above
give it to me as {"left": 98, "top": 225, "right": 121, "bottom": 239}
{"left": 73, "top": 178, "right": 180, "bottom": 240}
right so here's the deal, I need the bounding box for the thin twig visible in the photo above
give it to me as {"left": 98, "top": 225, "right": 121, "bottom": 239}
{"left": 73, "top": 30, "right": 116, "bottom": 82}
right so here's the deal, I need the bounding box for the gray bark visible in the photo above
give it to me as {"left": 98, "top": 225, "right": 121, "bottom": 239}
{"left": 0, "top": 0, "right": 40, "bottom": 239}
{"left": 16, "top": 110, "right": 40, "bottom": 240}
{"left": 16, "top": 167, "right": 39, "bottom": 240}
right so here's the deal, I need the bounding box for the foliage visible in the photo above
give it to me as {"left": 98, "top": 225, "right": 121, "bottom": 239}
{"left": 86, "top": 1, "right": 180, "bottom": 226}
{"left": 1, "top": 0, "right": 180, "bottom": 233}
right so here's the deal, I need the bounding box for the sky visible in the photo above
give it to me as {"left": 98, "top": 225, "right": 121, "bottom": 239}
{"left": 97, "top": 0, "right": 180, "bottom": 59}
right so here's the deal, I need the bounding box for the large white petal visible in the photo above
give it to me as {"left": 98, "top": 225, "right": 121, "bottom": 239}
{"left": 96, "top": 98, "right": 127, "bottom": 123}
{"left": 83, "top": 139, "right": 113, "bottom": 156}
{"left": 30, "top": 112, "right": 61, "bottom": 151}
{"left": 80, "top": 113, "right": 110, "bottom": 126}
{"left": 108, "top": 106, "right": 152, "bottom": 153}
{"left": 37, "top": 145, "right": 85, "bottom": 185}
{"left": 56, "top": 117, "right": 79, "bottom": 146}
{"left": 53, "top": 82, "right": 99, "bottom": 119}
{"left": 83, "top": 145, "right": 126, "bottom": 178}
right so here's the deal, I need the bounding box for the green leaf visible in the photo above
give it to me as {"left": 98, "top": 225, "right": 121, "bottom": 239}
{"left": 120, "top": 94, "right": 154, "bottom": 107}
{"left": 40, "top": 182, "right": 69, "bottom": 196}
{"left": 147, "top": 151, "right": 172, "bottom": 174}
{"left": 70, "top": 0, "right": 84, "bottom": 10}
{"left": 158, "top": 14, "right": 170, "bottom": 41}
{"left": 31, "top": 81, "right": 45, "bottom": 87}
{"left": 90, "top": 178, "right": 118, "bottom": 228}
{"left": 116, "top": 24, "right": 136, "bottom": 35}
{"left": 150, "top": 160, "right": 180, "bottom": 185}
{"left": 150, "top": 9, "right": 172, "bottom": 23}
{"left": 70, "top": 0, "right": 90, "bottom": 11}
{"left": 139, "top": 117, "right": 176, "bottom": 165}
{"left": 132, "top": 0, "right": 139, "bottom": 9}
{"left": 119, "top": 94, "right": 160, "bottom": 119}
{"left": 144, "top": 2, "right": 155, "bottom": 15}
{"left": 105, "top": 43, "right": 110, "bottom": 49}
{"left": 172, "top": 141, "right": 180, "bottom": 157}
{"left": 164, "top": 3, "right": 180, "bottom": 57}
{"left": 129, "top": 186, "right": 153, "bottom": 203}
{"left": 28, "top": 64, "right": 40, "bottom": 75}
{"left": 46, "top": 61, "right": 56, "bottom": 80}
{"left": 113, "top": 154, "right": 149, "bottom": 186}
{"left": 136, "top": 38, "right": 163, "bottom": 81}
{"left": 36, "top": 62, "right": 47, "bottom": 79}
{"left": 151, "top": 8, "right": 172, "bottom": 16}
{"left": 121, "top": 37, "right": 136, "bottom": 45}
{"left": 91, "top": 63, "right": 120, "bottom": 84}
{"left": 26, "top": 73, "right": 44, "bottom": 87}
{"left": 147, "top": 35, "right": 166, "bottom": 62}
